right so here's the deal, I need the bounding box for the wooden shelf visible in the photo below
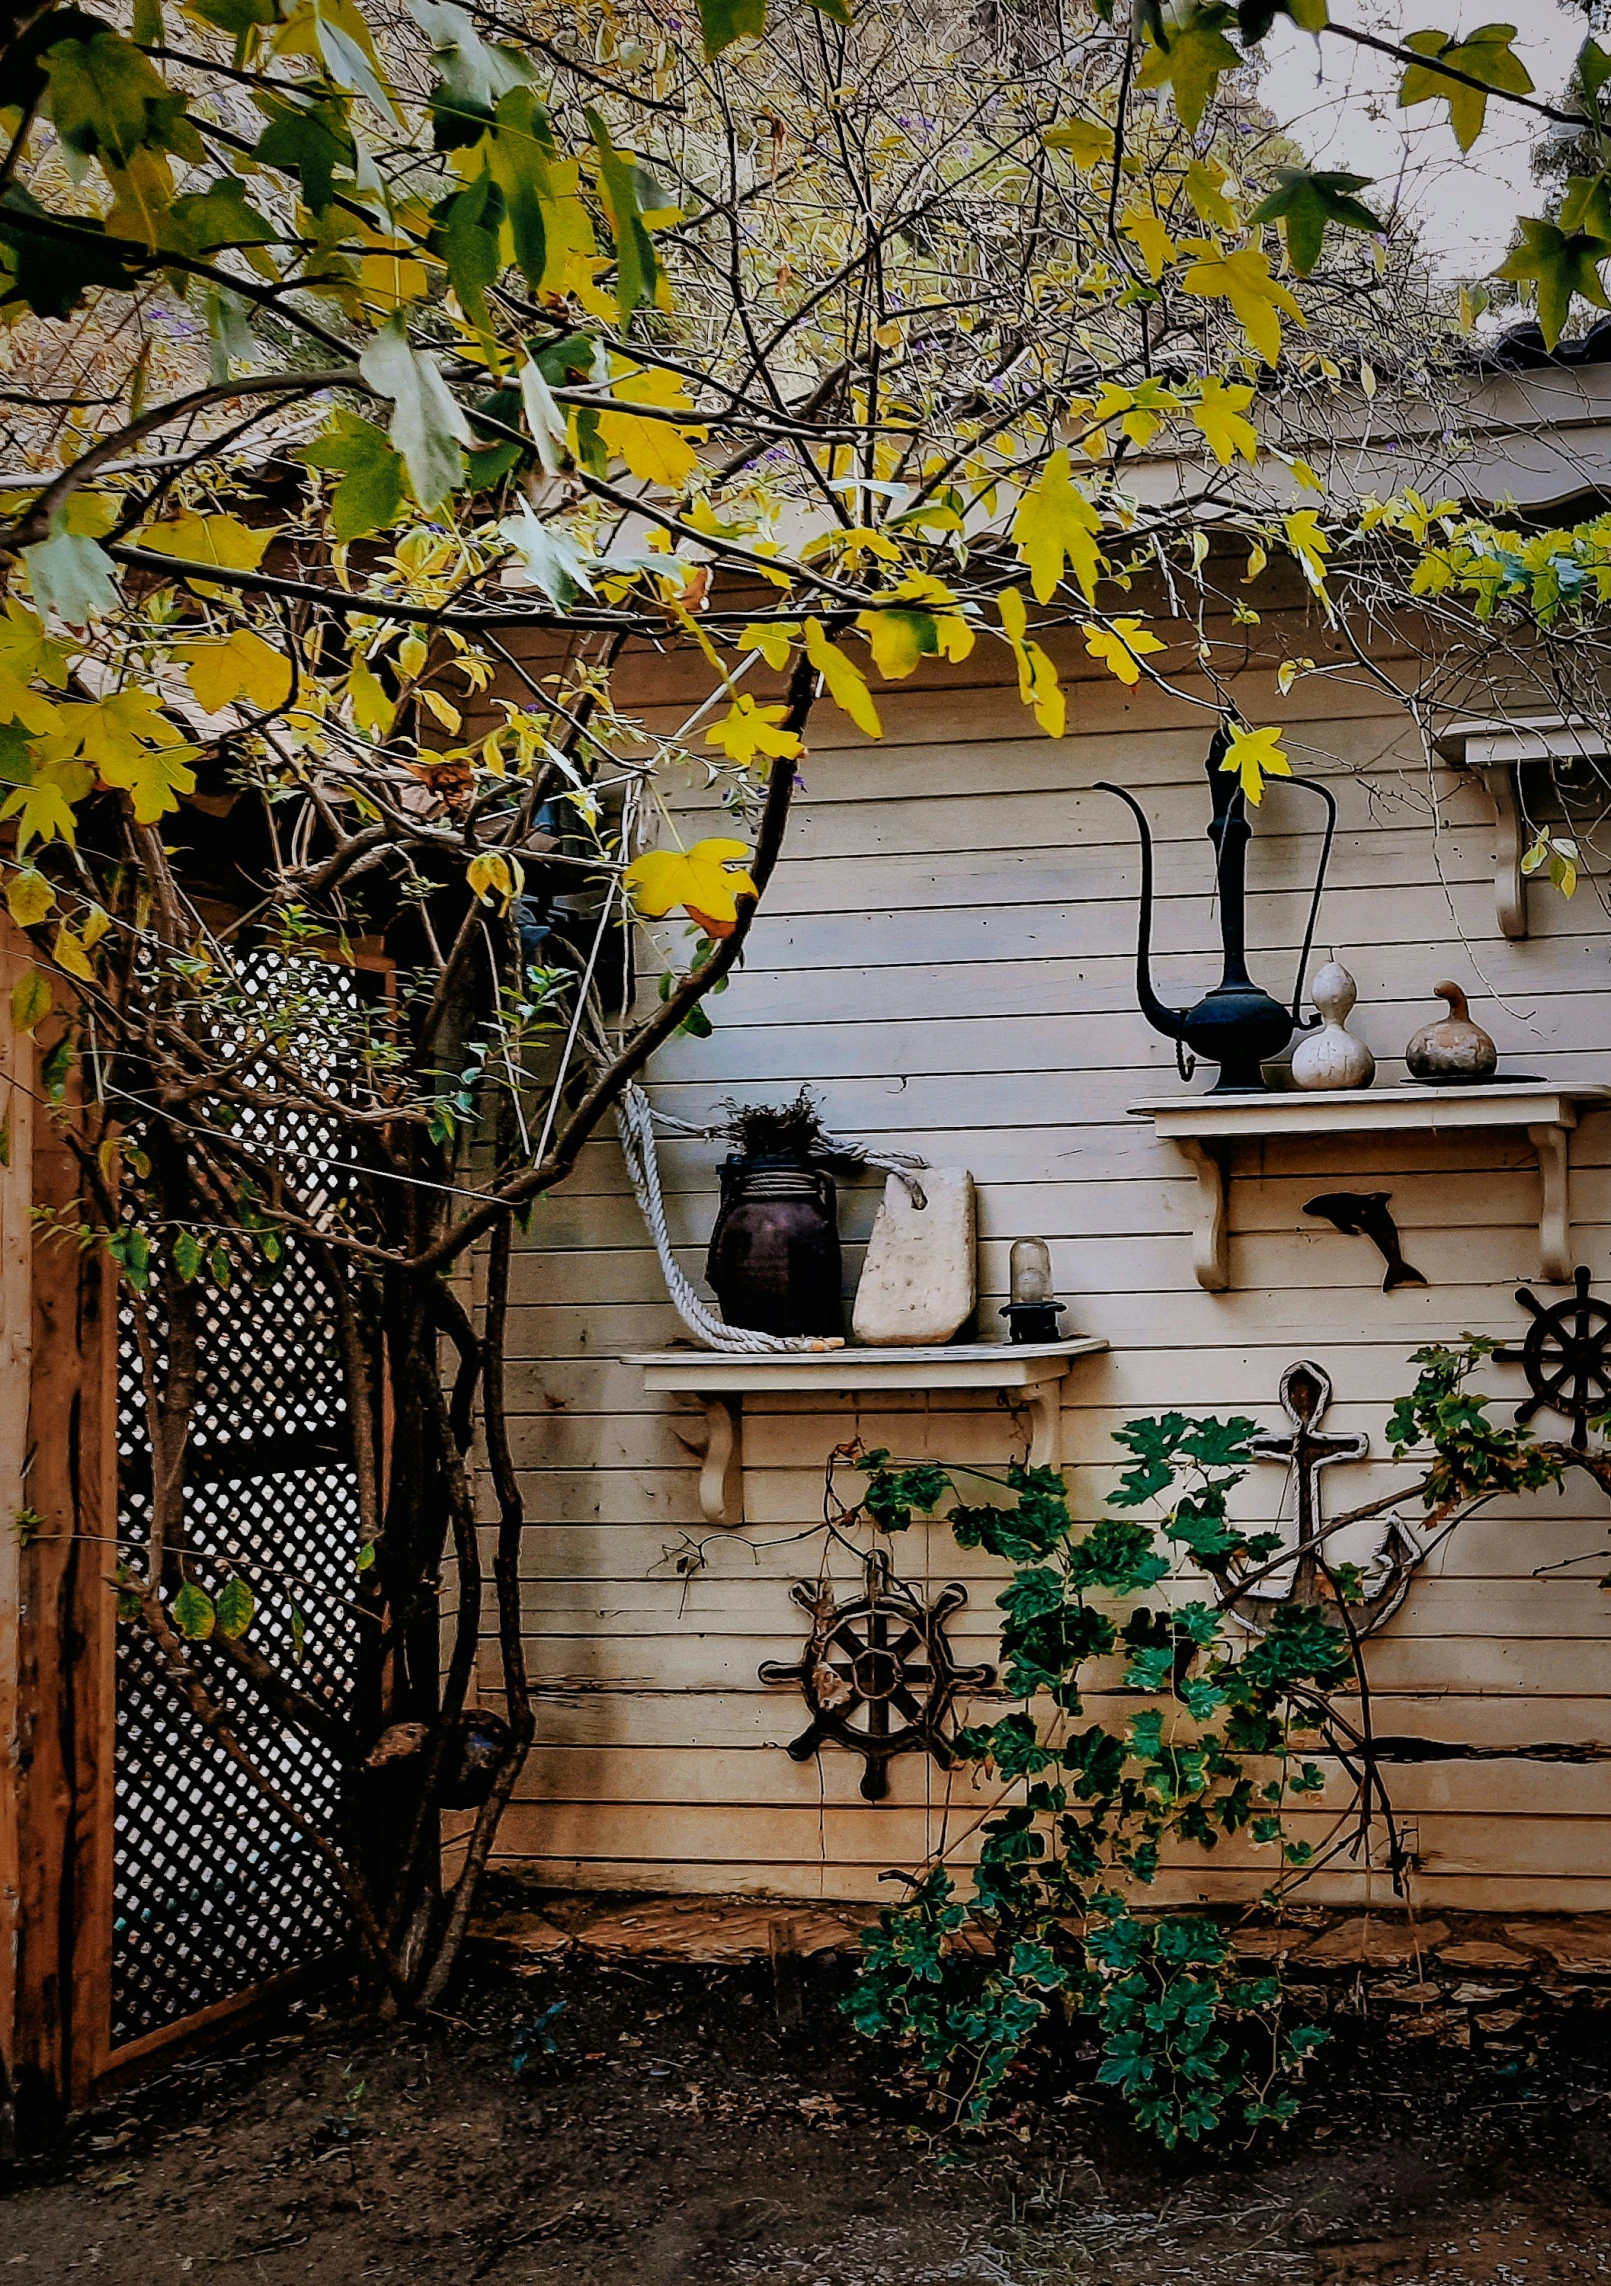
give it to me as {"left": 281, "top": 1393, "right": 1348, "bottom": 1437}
{"left": 1131, "top": 1083, "right": 1611, "bottom": 1292}
{"left": 626, "top": 1336, "right": 1109, "bottom": 1524}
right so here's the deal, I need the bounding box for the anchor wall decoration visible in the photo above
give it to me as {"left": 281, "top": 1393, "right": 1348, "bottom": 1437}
{"left": 759, "top": 1549, "right": 995, "bottom": 1800}
{"left": 1227, "top": 1359, "right": 1423, "bottom": 1638}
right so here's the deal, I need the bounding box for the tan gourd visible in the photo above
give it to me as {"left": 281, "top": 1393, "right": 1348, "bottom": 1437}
{"left": 1404, "top": 980, "right": 1498, "bottom": 1082}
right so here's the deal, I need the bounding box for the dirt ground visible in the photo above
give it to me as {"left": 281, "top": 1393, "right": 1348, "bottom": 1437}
{"left": 7, "top": 1923, "right": 1611, "bottom": 2285}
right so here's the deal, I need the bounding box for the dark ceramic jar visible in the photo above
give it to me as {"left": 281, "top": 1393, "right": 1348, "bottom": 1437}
{"left": 706, "top": 1153, "right": 841, "bottom": 1337}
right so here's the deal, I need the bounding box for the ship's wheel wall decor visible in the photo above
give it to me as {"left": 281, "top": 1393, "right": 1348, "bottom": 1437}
{"left": 759, "top": 1549, "right": 995, "bottom": 1801}
{"left": 1496, "top": 1266, "right": 1611, "bottom": 1451}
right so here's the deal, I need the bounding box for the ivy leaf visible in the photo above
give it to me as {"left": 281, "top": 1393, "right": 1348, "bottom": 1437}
{"left": 358, "top": 314, "right": 471, "bottom": 510}
{"left": 1398, "top": 24, "right": 1534, "bottom": 154}
{"left": 5, "top": 868, "right": 54, "bottom": 927}
{"left": 699, "top": 0, "right": 765, "bottom": 59}
{"left": 1011, "top": 449, "right": 1105, "bottom": 603}
{"left": 299, "top": 408, "right": 407, "bottom": 541}
{"left": 173, "top": 1227, "right": 204, "bottom": 1282}
{"left": 215, "top": 1574, "right": 255, "bottom": 1638}
{"left": 1245, "top": 166, "right": 1383, "bottom": 277}
{"left": 172, "top": 1580, "right": 215, "bottom": 1640}
{"left": 10, "top": 968, "right": 52, "bottom": 1032}
{"left": 587, "top": 106, "right": 659, "bottom": 320}
{"left": 1135, "top": 8, "right": 1244, "bottom": 135}
{"left": 1495, "top": 218, "right": 1611, "bottom": 351}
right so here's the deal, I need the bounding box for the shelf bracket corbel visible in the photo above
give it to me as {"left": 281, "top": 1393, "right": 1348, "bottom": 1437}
{"left": 1176, "top": 1135, "right": 1230, "bottom": 1292}
{"left": 672, "top": 1394, "right": 744, "bottom": 1524}
{"left": 1480, "top": 764, "right": 1528, "bottom": 941}
{"left": 1527, "top": 1120, "right": 1574, "bottom": 1285}
{"left": 1023, "top": 1383, "right": 1063, "bottom": 1473}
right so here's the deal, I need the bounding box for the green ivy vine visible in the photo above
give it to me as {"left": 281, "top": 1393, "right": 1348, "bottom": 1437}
{"left": 839, "top": 1347, "right": 1611, "bottom": 2146}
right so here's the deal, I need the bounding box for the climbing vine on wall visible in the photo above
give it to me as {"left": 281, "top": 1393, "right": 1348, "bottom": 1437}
{"left": 840, "top": 1345, "right": 1611, "bottom": 2145}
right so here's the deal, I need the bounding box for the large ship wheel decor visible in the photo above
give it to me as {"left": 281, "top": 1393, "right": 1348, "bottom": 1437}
{"left": 1496, "top": 1266, "right": 1611, "bottom": 1451}
{"left": 759, "top": 1549, "right": 995, "bottom": 1801}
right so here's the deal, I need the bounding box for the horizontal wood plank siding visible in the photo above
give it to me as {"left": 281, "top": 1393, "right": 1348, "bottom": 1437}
{"left": 482, "top": 620, "right": 1611, "bottom": 1910}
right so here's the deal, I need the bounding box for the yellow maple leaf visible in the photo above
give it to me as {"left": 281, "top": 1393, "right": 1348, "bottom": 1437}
{"left": 140, "top": 514, "right": 272, "bottom": 599}
{"left": 1120, "top": 205, "right": 1176, "bottom": 283}
{"left": 0, "top": 596, "right": 71, "bottom": 733}
{"left": 1282, "top": 509, "right": 1332, "bottom": 594}
{"left": 357, "top": 249, "right": 431, "bottom": 313}
{"left": 467, "top": 850, "right": 525, "bottom": 909}
{"left": 998, "top": 588, "right": 1065, "bottom": 739}
{"left": 347, "top": 656, "right": 396, "bottom": 738}
{"left": 1185, "top": 158, "right": 1240, "bottom": 233}
{"left": 1011, "top": 452, "right": 1105, "bottom": 605}
{"left": 1179, "top": 243, "right": 1306, "bottom": 366}
{"left": 1221, "top": 722, "right": 1291, "bottom": 806}
{"left": 625, "top": 836, "right": 758, "bottom": 930}
{"left": 705, "top": 696, "right": 802, "bottom": 766}
{"left": 804, "top": 617, "right": 881, "bottom": 737}
{"left": 1190, "top": 379, "right": 1260, "bottom": 466}
{"left": 177, "top": 630, "right": 294, "bottom": 714}
{"left": 0, "top": 754, "right": 93, "bottom": 852}
{"left": 598, "top": 367, "right": 707, "bottom": 490}
{"left": 56, "top": 691, "right": 197, "bottom": 824}
{"left": 738, "top": 621, "right": 800, "bottom": 671}
{"left": 1082, "top": 617, "right": 1165, "bottom": 688}
{"left": 1042, "top": 117, "right": 1114, "bottom": 169}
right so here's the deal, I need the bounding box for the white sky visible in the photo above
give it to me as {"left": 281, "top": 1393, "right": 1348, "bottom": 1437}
{"left": 1257, "top": 2, "right": 1587, "bottom": 277}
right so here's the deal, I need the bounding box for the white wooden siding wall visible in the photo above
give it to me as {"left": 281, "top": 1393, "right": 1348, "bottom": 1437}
{"left": 478, "top": 599, "right": 1611, "bottom": 1912}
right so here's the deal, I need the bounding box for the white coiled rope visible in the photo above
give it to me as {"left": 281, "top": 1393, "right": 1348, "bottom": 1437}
{"left": 615, "top": 1080, "right": 928, "bottom": 1353}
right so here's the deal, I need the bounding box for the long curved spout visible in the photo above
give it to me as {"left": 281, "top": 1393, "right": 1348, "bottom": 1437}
{"left": 1094, "top": 781, "right": 1185, "bottom": 1043}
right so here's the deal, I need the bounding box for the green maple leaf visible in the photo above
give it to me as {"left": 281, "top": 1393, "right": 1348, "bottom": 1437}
{"left": 0, "top": 6, "right": 105, "bottom": 113}
{"left": 587, "top": 106, "right": 659, "bottom": 319}
{"left": 1559, "top": 172, "right": 1611, "bottom": 245}
{"left": 699, "top": 0, "right": 765, "bottom": 59}
{"left": 0, "top": 186, "right": 143, "bottom": 318}
{"left": 1246, "top": 166, "right": 1383, "bottom": 276}
{"left": 1236, "top": 0, "right": 1326, "bottom": 36}
{"left": 357, "top": 315, "right": 471, "bottom": 510}
{"left": 42, "top": 29, "right": 201, "bottom": 164}
{"left": 1399, "top": 23, "right": 1534, "bottom": 154}
{"left": 1495, "top": 217, "right": 1611, "bottom": 350}
{"left": 484, "top": 86, "right": 554, "bottom": 289}
{"left": 1136, "top": 7, "right": 1245, "bottom": 136}
{"left": 300, "top": 408, "right": 408, "bottom": 540}
{"left": 253, "top": 97, "right": 354, "bottom": 214}
{"left": 429, "top": 170, "right": 504, "bottom": 334}
{"left": 164, "top": 175, "right": 275, "bottom": 263}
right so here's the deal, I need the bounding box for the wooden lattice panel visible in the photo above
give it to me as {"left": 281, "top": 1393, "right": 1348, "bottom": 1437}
{"left": 111, "top": 953, "right": 364, "bottom": 2048}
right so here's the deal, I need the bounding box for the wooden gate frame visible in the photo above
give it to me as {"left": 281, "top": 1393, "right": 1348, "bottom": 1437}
{"left": 0, "top": 915, "right": 118, "bottom": 2127}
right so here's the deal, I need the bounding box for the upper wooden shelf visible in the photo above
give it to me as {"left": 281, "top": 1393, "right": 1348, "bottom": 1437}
{"left": 1131, "top": 1082, "right": 1611, "bottom": 1292}
{"left": 627, "top": 1336, "right": 1109, "bottom": 1523}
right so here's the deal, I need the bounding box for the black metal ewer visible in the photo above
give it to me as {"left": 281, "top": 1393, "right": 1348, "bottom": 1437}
{"left": 1097, "top": 723, "right": 1338, "bottom": 1093}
